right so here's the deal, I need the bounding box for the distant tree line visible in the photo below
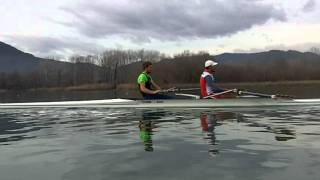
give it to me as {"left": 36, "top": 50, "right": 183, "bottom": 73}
{"left": 310, "top": 47, "right": 320, "bottom": 55}
{"left": 0, "top": 49, "right": 320, "bottom": 90}
{"left": 116, "top": 50, "right": 320, "bottom": 86}
{"left": 0, "top": 49, "right": 165, "bottom": 90}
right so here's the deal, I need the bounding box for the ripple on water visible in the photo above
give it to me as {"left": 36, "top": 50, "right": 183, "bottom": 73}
{"left": 0, "top": 106, "right": 320, "bottom": 179}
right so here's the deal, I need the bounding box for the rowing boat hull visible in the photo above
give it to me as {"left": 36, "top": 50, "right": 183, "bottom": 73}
{"left": 0, "top": 98, "right": 320, "bottom": 109}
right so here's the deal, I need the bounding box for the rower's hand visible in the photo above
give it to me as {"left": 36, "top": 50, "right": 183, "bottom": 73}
{"left": 153, "top": 90, "right": 161, "bottom": 94}
{"left": 232, "top": 89, "right": 242, "bottom": 95}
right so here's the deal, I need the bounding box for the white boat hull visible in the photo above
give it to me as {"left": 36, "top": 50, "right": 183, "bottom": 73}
{"left": 0, "top": 98, "right": 320, "bottom": 108}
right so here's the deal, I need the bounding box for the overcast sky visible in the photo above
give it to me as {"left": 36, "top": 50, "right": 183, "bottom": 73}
{"left": 0, "top": 0, "right": 319, "bottom": 59}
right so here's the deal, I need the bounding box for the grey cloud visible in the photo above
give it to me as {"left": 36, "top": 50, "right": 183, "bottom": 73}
{"left": 3, "top": 35, "right": 105, "bottom": 59}
{"left": 61, "top": 0, "right": 286, "bottom": 42}
{"left": 303, "top": 0, "right": 316, "bottom": 12}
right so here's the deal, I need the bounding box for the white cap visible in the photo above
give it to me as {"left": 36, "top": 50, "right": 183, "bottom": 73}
{"left": 205, "top": 60, "right": 218, "bottom": 67}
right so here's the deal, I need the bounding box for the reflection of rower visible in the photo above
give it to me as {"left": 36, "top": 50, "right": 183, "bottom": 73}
{"left": 200, "top": 113, "right": 219, "bottom": 156}
{"left": 200, "top": 112, "right": 240, "bottom": 156}
{"left": 139, "top": 120, "right": 154, "bottom": 152}
{"left": 138, "top": 110, "right": 165, "bottom": 152}
{"left": 200, "top": 112, "right": 237, "bottom": 132}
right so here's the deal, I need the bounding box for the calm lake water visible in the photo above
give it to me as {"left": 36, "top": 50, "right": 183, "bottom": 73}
{"left": 1, "top": 106, "right": 320, "bottom": 180}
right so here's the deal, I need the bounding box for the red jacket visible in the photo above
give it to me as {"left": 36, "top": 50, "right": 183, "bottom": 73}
{"left": 200, "top": 70, "right": 224, "bottom": 98}
{"left": 200, "top": 70, "right": 212, "bottom": 98}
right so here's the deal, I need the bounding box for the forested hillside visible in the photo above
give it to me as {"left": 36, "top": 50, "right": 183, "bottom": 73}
{"left": 1, "top": 41, "right": 320, "bottom": 90}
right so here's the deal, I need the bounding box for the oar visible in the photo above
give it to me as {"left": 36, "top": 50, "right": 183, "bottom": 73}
{"left": 177, "top": 87, "right": 200, "bottom": 91}
{"left": 164, "top": 87, "right": 178, "bottom": 92}
{"left": 161, "top": 87, "right": 200, "bottom": 93}
{"left": 203, "top": 89, "right": 235, "bottom": 99}
{"left": 237, "top": 90, "right": 276, "bottom": 98}
{"left": 160, "top": 87, "right": 201, "bottom": 99}
{"left": 238, "top": 90, "right": 294, "bottom": 99}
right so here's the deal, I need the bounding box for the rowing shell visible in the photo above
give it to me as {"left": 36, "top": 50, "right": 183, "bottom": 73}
{"left": 0, "top": 98, "right": 320, "bottom": 109}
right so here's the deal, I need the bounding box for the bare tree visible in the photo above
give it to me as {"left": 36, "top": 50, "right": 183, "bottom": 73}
{"left": 310, "top": 47, "right": 320, "bottom": 55}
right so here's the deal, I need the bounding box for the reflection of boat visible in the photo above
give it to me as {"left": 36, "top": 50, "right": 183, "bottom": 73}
{"left": 1, "top": 98, "right": 320, "bottom": 108}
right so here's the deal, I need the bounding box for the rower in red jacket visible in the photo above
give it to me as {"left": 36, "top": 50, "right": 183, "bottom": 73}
{"left": 200, "top": 60, "right": 226, "bottom": 98}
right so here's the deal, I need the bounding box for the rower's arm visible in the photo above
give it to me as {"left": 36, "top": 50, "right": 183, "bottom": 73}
{"left": 205, "top": 76, "right": 225, "bottom": 93}
{"left": 139, "top": 83, "right": 159, "bottom": 94}
{"left": 151, "top": 79, "right": 161, "bottom": 90}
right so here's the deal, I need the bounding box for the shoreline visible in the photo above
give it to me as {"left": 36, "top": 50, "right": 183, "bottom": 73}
{"left": 1, "top": 80, "right": 320, "bottom": 92}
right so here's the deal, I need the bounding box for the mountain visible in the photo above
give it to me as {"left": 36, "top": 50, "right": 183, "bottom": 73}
{"left": 0, "top": 41, "right": 107, "bottom": 89}
{"left": 215, "top": 50, "right": 320, "bottom": 64}
{"left": 0, "top": 41, "right": 104, "bottom": 73}
{"left": 0, "top": 41, "right": 43, "bottom": 73}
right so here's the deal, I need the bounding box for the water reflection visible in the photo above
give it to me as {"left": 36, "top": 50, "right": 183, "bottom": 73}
{"left": 244, "top": 116, "right": 296, "bottom": 142}
{"left": 271, "top": 127, "right": 296, "bottom": 141}
{"left": 138, "top": 110, "right": 167, "bottom": 152}
{"left": 200, "top": 112, "right": 241, "bottom": 156}
{"left": 0, "top": 107, "right": 320, "bottom": 180}
{"left": 139, "top": 120, "right": 154, "bottom": 152}
{"left": 136, "top": 109, "right": 299, "bottom": 155}
{"left": 0, "top": 113, "right": 38, "bottom": 145}
{"left": 199, "top": 110, "right": 297, "bottom": 156}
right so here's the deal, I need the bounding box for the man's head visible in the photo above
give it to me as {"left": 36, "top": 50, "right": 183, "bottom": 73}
{"left": 142, "top": 61, "right": 153, "bottom": 74}
{"left": 205, "top": 60, "right": 218, "bottom": 74}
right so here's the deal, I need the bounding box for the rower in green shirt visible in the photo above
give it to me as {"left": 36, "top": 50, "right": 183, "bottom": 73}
{"left": 137, "top": 61, "right": 172, "bottom": 99}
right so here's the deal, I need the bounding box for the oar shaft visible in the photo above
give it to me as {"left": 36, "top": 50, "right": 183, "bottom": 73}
{"left": 178, "top": 88, "right": 200, "bottom": 91}
{"left": 203, "top": 89, "right": 234, "bottom": 99}
{"left": 161, "top": 87, "right": 200, "bottom": 93}
{"left": 239, "top": 91, "right": 275, "bottom": 98}
{"left": 161, "top": 87, "right": 292, "bottom": 99}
